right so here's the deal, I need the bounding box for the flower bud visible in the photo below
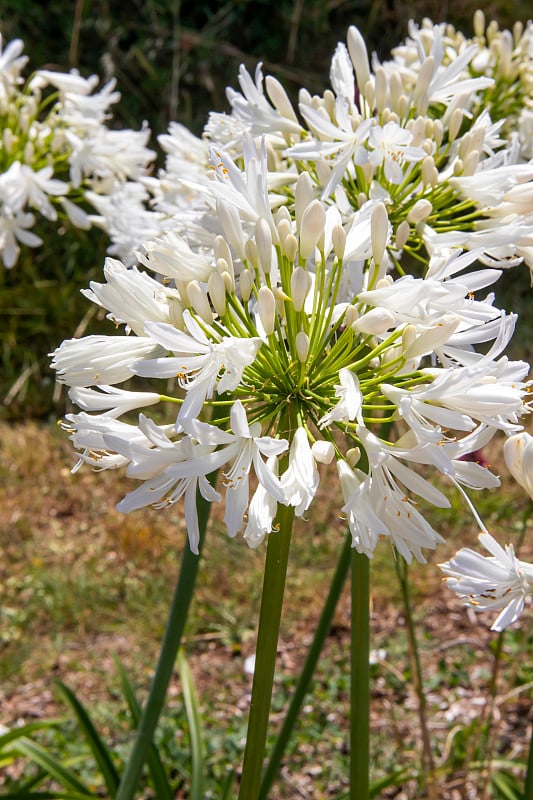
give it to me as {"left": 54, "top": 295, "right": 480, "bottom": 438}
{"left": 214, "top": 235, "right": 233, "bottom": 270}
{"left": 265, "top": 74, "right": 299, "bottom": 122}
{"left": 346, "top": 447, "right": 361, "bottom": 468}
{"left": 291, "top": 266, "right": 312, "bottom": 312}
{"left": 332, "top": 224, "right": 346, "bottom": 260}
{"left": 244, "top": 239, "right": 259, "bottom": 269}
{"left": 449, "top": 109, "right": 463, "bottom": 143}
{"left": 258, "top": 286, "right": 276, "bottom": 335}
{"left": 240, "top": 269, "right": 253, "bottom": 302}
{"left": 283, "top": 233, "right": 298, "bottom": 263}
{"left": 295, "top": 330, "right": 310, "bottom": 362}
{"left": 395, "top": 220, "right": 410, "bottom": 250}
{"left": 208, "top": 271, "right": 227, "bottom": 317}
{"left": 299, "top": 199, "right": 326, "bottom": 260}
{"left": 256, "top": 218, "right": 273, "bottom": 274}
{"left": 473, "top": 9, "right": 485, "bottom": 38}
{"left": 374, "top": 67, "right": 387, "bottom": 113}
{"left": 295, "top": 172, "right": 316, "bottom": 230}
{"left": 371, "top": 202, "right": 389, "bottom": 266}
{"left": 407, "top": 199, "right": 432, "bottom": 224}
{"left": 312, "top": 440, "right": 335, "bottom": 464}
{"left": 347, "top": 25, "right": 370, "bottom": 94}
{"left": 187, "top": 280, "right": 213, "bottom": 324}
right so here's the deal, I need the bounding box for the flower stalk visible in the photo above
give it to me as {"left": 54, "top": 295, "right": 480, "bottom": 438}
{"left": 238, "top": 501, "right": 295, "bottom": 800}
{"left": 115, "top": 472, "right": 216, "bottom": 800}
{"left": 351, "top": 550, "right": 370, "bottom": 800}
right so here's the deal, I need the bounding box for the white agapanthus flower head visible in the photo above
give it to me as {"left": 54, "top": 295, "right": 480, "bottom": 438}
{"left": 0, "top": 35, "right": 157, "bottom": 268}
{"left": 52, "top": 12, "right": 533, "bottom": 618}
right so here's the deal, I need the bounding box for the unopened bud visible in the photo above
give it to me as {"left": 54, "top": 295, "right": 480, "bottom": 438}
{"left": 295, "top": 330, "right": 310, "bottom": 362}
{"left": 240, "top": 269, "right": 253, "bottom": 302}
{"left": 258, "top": 286, "right": 276, "bottom": 335}
{"left": 283, "top": 233, "right": 298, "bottom": 263}
{"left": 395, "top": 220, "right": 410, "bottom": 250}
{"left": 449, "top": 108, "right": 463, "bottom": 143}
{"left": 371, "top": 202, "right": 389, "bottom": 265}
{"left": 256, "top": 218, "right": 273, "bottom": 274}
{"left": 187, "top": 280, "right": 213, "bottom": 324}
{"left": 407, "top": 199, "right": 432, "bottom": 224}
{"left": 291, "top": 266, "right": 312, "bottom": 312}
{"left": 265, "top": 74, "right": 299, "bottom": 122}
{"left": 344, "top": 305, "right": 358, "bottom": 327}
{"left": 374, "top": 68, "right": 387, "bottom": 114}
{"left": 332, "top": 224, "right": 346, "bottom": 260}
{"left": 244, "top": 239, "right": 259, "bottom": 269}
{"left": 347, "top": 25, "right": 371, "bottom": 95}
{"left": 295, "top": 172, "right": 316, "bottom": 230}
{"left": 208, "top": 271, "right": 227, "bottom": 317}
{"left": 346, "top": 447, "right": 361, "bottom": 468}
{"left": 312, "top": 439, "right": 335, "bottom": 464}
{"left": 463, "top": 149, "right": 479, "bottom": 176}
{"left": 214, "top": 235, "right": 233, "bottom": 270}
{"left": 473, "top": 9, "right": 485, "bottom": 38}
{"left": 299, "top": 199, "right": 326, "bottom": 260}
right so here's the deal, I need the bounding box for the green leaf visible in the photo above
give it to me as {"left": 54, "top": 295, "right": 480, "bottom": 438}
{"left": 8, "top": 737, "right": 93, "bottom": 796}
{"left": 54, "top": 680, "right": 120, "bottom": 797}
{"left": 177, "top": 649, "right": 205, "bottom": 800}
{"left": 114, "top": 659, "right": 174, "bottom": 800}
{"left": 0, "top": 720, "right": 64, "bottom": 749}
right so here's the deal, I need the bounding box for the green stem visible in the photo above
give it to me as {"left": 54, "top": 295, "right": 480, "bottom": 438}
{"left": 395, "top": 558, "right": 437, "bottom": 800}
{"left": 525, "top": 720, "right": 533, "bottom": 800}
{"left": 259, "top": 532, "right": 352, "bottom": 799}
{"left": 115, "top": 478, "right": 215, "bottom": 800}
{"left": 238, "top": 502, "right": 295, "bottom": 800}
{"left": 351, "top": 550, "right": 370, "bottom": 800}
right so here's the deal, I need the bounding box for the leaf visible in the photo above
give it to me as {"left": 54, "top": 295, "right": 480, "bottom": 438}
{"left": 177, "top": 649, "right": 205, "bottom": 800}
{"left": 8, "top": 737, "right": 93, "bottom": 796}
{"left": 114, "top": 659, "right": 174, "bottom": 800}
{"left": 54, "top": 680, "right": 120, "bottom": 797}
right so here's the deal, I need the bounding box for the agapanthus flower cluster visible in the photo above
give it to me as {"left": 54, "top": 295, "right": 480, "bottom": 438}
{"left": 52, "top": 13, "right": 533, "bottom": 631}
{"left": 0, "top": 33, "right": 156, "bottom": 267}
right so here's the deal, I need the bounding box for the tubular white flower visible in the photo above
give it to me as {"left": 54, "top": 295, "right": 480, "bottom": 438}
{"left": 280, "top": 427, "right": 319, "bottom": 517}
{"left": 440, "top": 532, "right": 533, "bottom": 631}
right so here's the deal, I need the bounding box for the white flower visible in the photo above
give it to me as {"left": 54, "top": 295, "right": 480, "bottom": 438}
{"left": 82, "top": 257, "right": 179, "bottom": 336}
{"left": 183, "top": 401, "right": 288, "bottom": 537}
{"left": 318, "top": 368, "right": 363, "bottom": 428}
{"left": 50, "top": 335, "right": 165, "bottom": 387}
{"left": 280, "top": 427, "right": 319, "bottom": 516}
{"left": 368, "top": 121, "right": 426, "bottom": 184}
{"left": 132, "top": 311, "right": 263, "bottom": 422}
{"left": 440, "top": 532, "right": 533, "bottom": 631}
{"left": 244, "top": 457, "right": 280, "bottom": 548}
{"left": 68, "top": 386, "right": 161, "bottom": 418}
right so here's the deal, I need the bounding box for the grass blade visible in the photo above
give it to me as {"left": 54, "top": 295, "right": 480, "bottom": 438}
{"left": 9, "top": 737, "right": 93, "bottom": 796}
{"left": 114, "top": 659, "right": 174, "bottom": 800}
{"left": 54, "top": 680, "right": 120, "bottom": 796}
{"left": 177, "top": 649, "right": 205, "bottom": 800}
{"left": 0, "top": 721, "right": 64, "bottom": 749}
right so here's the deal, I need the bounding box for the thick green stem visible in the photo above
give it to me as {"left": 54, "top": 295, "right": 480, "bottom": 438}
{"left": 115, "top": 481, "right": 214, "bottom": 800}
{"left": 351, "top": 550, "right": 370, "bottom": 800}
{"left": 259, "top": 532, "right": 352, "bottom": 799}
{"left": 238, "top": 502, "right": 295, "bottom": 800}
